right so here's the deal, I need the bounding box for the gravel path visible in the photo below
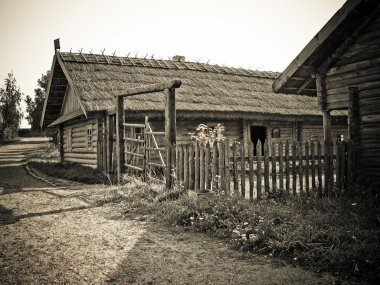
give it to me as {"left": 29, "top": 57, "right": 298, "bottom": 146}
{"left": 0, "top": 138, "right": 341, "bottom": 284}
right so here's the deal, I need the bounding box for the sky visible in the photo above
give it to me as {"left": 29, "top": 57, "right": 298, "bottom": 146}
{"left": 0, "top": 0, "right": 346, "bottom": 128}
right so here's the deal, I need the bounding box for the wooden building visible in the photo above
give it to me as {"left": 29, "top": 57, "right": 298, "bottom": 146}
{"left": 273, "top": 0, "right": 380, "bottom": 187}
{"left": 40, "top": 46, "right": 347, "bottom": 174}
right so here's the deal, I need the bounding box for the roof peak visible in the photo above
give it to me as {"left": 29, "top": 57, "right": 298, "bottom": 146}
{"left": 57, "top": 51, "right": 280, "bottom": 79}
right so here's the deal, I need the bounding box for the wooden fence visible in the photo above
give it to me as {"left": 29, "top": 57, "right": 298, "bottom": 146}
{"left": 172, "top": 139, "right": 352, "bottom": 199}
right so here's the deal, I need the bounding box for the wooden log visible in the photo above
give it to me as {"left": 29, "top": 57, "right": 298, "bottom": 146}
{"left": 189, "top": 144, "right": 194, "bottom": 190}
{"left": 225, "top": 140, "right": 231, "bottom": 194}
{"left": 205, "top": 143, "right": 211, "bottom": 191}
{"left": 248, "top": 142, "right": 254, "bottom": 200}
{"left": 114, "top": 80, "right": 182, "bottom": 97}
{"left": 165, "top": 88, "right": 176, "bottom": 189}
{"left": 298, "top": 141, "right": 304, "bottom": 195}
{"left": 311, "top": 141, "right": 316, "bottom": 192}
{"left": 232, "top": 141, "right": 238, "bottom": 195}
{"left": 305, "top": 141, "right": 310, "bottom": 196}
{"left": 292, "top": 141, "right": 297, "bottom": 195}
{"left": 194, "top": 142, "right": 199, "bottom": 192}
{"left": 211, "top": 140, "right": 218, "bottom": 192}
{"left": 271, "top": 142, "right": 277, "bottom": 194}
{"left": 200, "top": 144, "right": 205, "bottom": 191}
{"left": 256, "top": 141, "right": 262, "bottom": 200}
{"left": 240, "top": 141, "right": 246, "bottom": 197}
{"left": 115, "top": 96, "right": 125, "bottom": 184}
{"left": 285, "top": 141, "right": 290, "bottom": 193}
{"left": 279, "top": 141, "right": 284, "bottom": 192}
{"left": 219, "top": 141, "right": 225, "bottom": 192}
{"left": 264, "top": 141, "right": 270, "bottom": 194}
{"left": 317, "top": 141, "right": 323, "bottom": 196}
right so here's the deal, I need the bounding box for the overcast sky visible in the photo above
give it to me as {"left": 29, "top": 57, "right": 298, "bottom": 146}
{"left": 0, "top": 0, "right": 345, "bottom": 128}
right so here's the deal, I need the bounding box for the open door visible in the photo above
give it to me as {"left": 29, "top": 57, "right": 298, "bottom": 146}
{"left": 250, "top": 126, "right": 266, "bottom": 156}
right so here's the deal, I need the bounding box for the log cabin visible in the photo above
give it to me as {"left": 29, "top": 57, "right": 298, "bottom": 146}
{"left": 40, "top": 42, "right": 347, "bottom": 175}
{"left": 273, "top": 0, "right": 380, "bottom": 187}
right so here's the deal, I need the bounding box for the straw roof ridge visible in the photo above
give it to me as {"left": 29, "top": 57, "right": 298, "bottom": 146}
{"left": 59, "top": 51, "right": 280, "bottom": 79}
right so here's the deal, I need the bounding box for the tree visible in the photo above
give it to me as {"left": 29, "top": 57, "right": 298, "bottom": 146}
{"left": 0, "top": 72, "right": 23, "bottom": 138}
{"left": 25, "top": 72, "right": 49, "bottom": 130}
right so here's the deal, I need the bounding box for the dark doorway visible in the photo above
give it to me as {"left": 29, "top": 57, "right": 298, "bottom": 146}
{"left": 250, "top": 126, "right": 266, "bottom": 156}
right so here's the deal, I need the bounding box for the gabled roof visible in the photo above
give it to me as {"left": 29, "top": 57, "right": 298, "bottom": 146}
{"left": 42, "top": 50, "right": 346, "bottom": 127}
{"left": 273, "top": 0, "right": 380, "bottom": 96}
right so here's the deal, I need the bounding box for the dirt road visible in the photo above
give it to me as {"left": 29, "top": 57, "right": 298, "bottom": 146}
{"left": 0, "top": 138, "right": 340, "bottom": 284}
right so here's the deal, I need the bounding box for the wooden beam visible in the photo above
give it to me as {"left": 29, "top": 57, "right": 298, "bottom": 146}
{"left": 165, "top": 88, "right": 176, "bottom": 189}
{"left": 296, "top": 76, "right": 314, "bottom": 94}
{"left": 113, "top": 80, "right": 182, "bottom": 98}
{"left": 115, "top": 96, "right": 125, "bottom": 184}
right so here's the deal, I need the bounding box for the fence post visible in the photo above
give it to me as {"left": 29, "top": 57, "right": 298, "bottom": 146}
{"left": 200, "top": 144, "right": 205, "bottom": 191}
{"left": 285, "top": 141, "right": 290, "bottom": 193}
{"left": 240, "top": 141, "right": 246, "bottom": 197}
{"left": 292, "top": 141, "right": 297, "bottom": 195}
{"left": 225, "top": 140, "right": 231, "bottom": 194}
{"left": 271, "top": 142, "right": 277, "bottom": 194}
{"left": 165, "top": 88, "right": 176, "bottom": 189}
{"left": 279, "top": 141, "right": 284, "bottom": 192}
{"left": 264, "top": 141, "right": 270, "bottom": 194}
{"left": 317, "top": 141, "right": 322, "bottom": 196}
{"left": 311, "top": 141, "right": 316, "bottom": 193}
{"left": 341, "top": 141, "right": 347, "bottom": 191}
{"left": 184, "top": 145, "right": 189, "bottom": 191}
{"left": 205, "top": 142, "right": 211, "bottom": 191}
{"left": 212, "top": 140, "right": 218, "bottom": 192}
{"left": 189, "top": 144, "right": 194, "bottom": 190}
{"left": 256, "top": 141, "right": 262, "bottom": 200}
{"left": 248, "top": 141, "right": 254, "bottom": 200}
{"left": 336, "top": 141, "right": 342, "bottom": 190}
{"left": 115, "top": 96, "right": 125, "bottom": 184}
{"left": 232, "top": 141, "right": 238, "bottom": 194}
{"left": 194, "top": 142, "right": 199, "bottom": 191}
{"left": 305, "top": 141, "right": 310, "bottom": 196}
{"left": 219, "top": 140, "right": 225, "bottom": 192}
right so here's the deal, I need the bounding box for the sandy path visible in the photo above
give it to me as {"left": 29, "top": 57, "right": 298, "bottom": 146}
{"left": 0, "top": 138, "right": 341, "bottom": 284}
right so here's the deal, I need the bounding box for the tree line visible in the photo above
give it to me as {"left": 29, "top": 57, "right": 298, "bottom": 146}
{"left": 0, "top": 72, "right": 49, "bottom": 139}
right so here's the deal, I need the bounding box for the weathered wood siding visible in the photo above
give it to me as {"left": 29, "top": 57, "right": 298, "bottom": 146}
{"left": 326, "top": 14, "right": 380, "bottom": 185}
{"left": 61, "top": 85, "right": 81, "bottom": 115}
{"left": 63, "top": 119, "right": 98, "bottom": 167}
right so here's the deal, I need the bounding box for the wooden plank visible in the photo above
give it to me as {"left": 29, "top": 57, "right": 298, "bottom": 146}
{"left": 336, "top": 142, "right": 342, "bottom": 190}
{"left": 240, "top": 141, "right": 246, "bottom": 197}
{"left": 298, "top": 141, "right": 304, "bottom": 195}
{"left": 317, "top": 141, "right": 322, "bottom": 196}
{"left": 114, "top": 80, "right": 182, "bottom": 97}
{"left": 271, "top": 142, "right": 277, "bottom": 194}
{"left": 232, "top": 141, "right": 238, "bottom": 195}
{"left": 189, "top": 144, "right": 194, "bottom": 190}
{"left": 115, "top": 96, "right": 125, "bottom": 184}
{"left": 125, "top": 151, "right": 144, "bottom": 158}
{"left": 179, "top": 145, "right": 184, "bottom": 183}
{"left": 200, "top": 144, "right": 205, "bottom": 191}
{"left": 225, "top": 141, "right": 231, "bottom": 194}
{"left": 145, "top": 131, "right": 165, "bottom": 136}
{"left": 145, "top": 147, "right": 166, "bottom": 152}
{"left": 194, "top": 143, "right": 199, "bottom": 192}
{"left": 147, "top": 162, "right": 166, "bottom": 168}
{"left": 305, "top": 141, "right": 310, "bottom": 196}
{"left": 311, "top": 141, "right": 316, "bottom": 192}
{"left": 219, "top": 141, "right": 225, "bottom": 192}
{"left": 184, "top": 145, "right": 189, "bottom": 191}
{"left": 124, "top": 163, "right": 143, "bottom": 172}
{"left": 125, "top": 137, "right": 145, "bottom": 144}
{"left": 248, "top": 141, "right": 254, "bottom": 200}
{"left": 211, "top": 141, "right": 218, "bottom": 192}
{"left": 285, "top": 141, "right": 290, "bottom": 193}
{"left": 278, "top": 141, "right": 284, "bottom": 192}
{"left": 292, "top": 142, "right": 297, "bottom": 195}
{"left": 123, "top": 123, "right": 145, "bottom": 128}
{"left": 264, "top": 141, "right": 270, "bottom": 194}
{"left": 205, "top": 143, "right": 211, "bottom": 191}
{"left": 256, "top": 141, "right": 262, "bottom": 200}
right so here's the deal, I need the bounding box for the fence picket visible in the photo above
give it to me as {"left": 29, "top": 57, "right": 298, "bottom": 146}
{"left": 233, "top": 141, "right": 238, "bottom": 195}
{"left": 271, "top": 142, "right": 277, "bottom": 194}
{"left": 219, "top": 141, "right": 225, "bottom": 192}
{"left": 184, "top": 145, "right": 189, "bottom": 190}
{"left": 200, "top": 144, "right": 205, "bottom": 191}
{"left": 225, "top": 140, "right": 231, "bottom": 194}
{"left": 240, "top": 141, "right": 246, "bottom": 197}
{"left": 317, "top": 141, "right": 322, "bottom": 196}
{"left": 212, "top": 140, "right": 218, "bottom": 192}
{"left": 285, "top": 141, "right": 290, "bottom": 193}
{"left": 248, "top": 142, "right": 254, "bottom": 200}
{"left": 305, "top": 141, "right": 310, "bottom": 196}
{"left": 341, "top": 141, "right": 347, "bottom": 192}
{"left": 189, "top": 144, "right": 194, "bottom": 190}
{"left": 279, "top": 141, "right": 284, "bottom": 192}
{"left": 194, "top": 143, "right": 199, "bottom": 191}
{"left": 264, "top": 141, "right": 270, "bottom": 194}
{"left": 256, "top": 141, "right": 262, "bottom": 200}
{"left": 298, "top": 141, "right": 304, "bottom": 195}
{"left": 205, "top": 143, "right": 211, "bottom": 191}
{"left": 336, "top": 142, "right": 342, "bottom": 190}
{"left": 311, "top": 141, "right": 316, "bottom": 193}
{"left": 292, "top": 142, "right": 297, "bottom": 195}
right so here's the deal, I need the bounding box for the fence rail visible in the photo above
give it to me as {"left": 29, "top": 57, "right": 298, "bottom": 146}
{"left": 173, "top": 139, "right": 351, "bottom": 199}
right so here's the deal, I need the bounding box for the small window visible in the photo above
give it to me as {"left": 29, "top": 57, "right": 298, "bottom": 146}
{"left": 272, "top": 128, "right": 280, "bottom": 138}
{"left": 67, "top": 128, "right": 72, "bottom": 150}
{"left": 86, "top": 125, "right": 93, "bottom": 150}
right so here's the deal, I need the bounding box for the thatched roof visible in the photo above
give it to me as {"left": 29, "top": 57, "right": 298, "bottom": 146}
{"left": 42, "top": 51, "right": 345, "bottom": 127}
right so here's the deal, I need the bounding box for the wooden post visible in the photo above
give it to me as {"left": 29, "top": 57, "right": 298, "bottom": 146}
{"left": 184, "top": 145, "right": 189, "bottom": 191}
{"left": 285, "top": 141, "right": 290, "bottom": 193}
{"left": 219, "top": 141, "right": 225, "bottom": 192}
{"left": 271, "top": 142, "right": 277, "bottom": 194}
{"left": 225, "top": 140, "right": 231, "bottom": 194}
{"left": 311, "top": 141, "right": 316, "bottom": 192}
{"left": 298, "top": 141, "right": 303, "bottom": 195}
{"left": 305, "top": 141, "right": 310, "bottom": 196}
{"left": 232, "top": 141, "right": 238, "bottom": 194}
{"left": 200, "top": 144, "right": 205, "bottom": 191}
{"left": 348, "top": 87, "right": 360, "bottom": 182}
{"left": 205, "top": 143, "right": 211, "bottom": 191}
{"left": 194, "top": 142, "right": 199, "bottom": 191}
{"left": 59, "top": 124, "right": 64, "bottom": 163}
{"left": 256, "top": 141, "right": 262, "bottom": 200}
{"left": 248, "top": 142, "right": 254, "bottom": 200}
{"left": 115, "top": 96, "right": 125, "bottom": 184}
{"left": 240, "top": 141, "right": 246, "bottom": 197}
{"left": 165, "top": 88, "right": 176, "bottom": 189}
{"left": 292, "top": 142, "right": 297, "bottom": 195}
{"left": 189, "top": 144, "right": 194, "bottom": 189}
{"left": 211, "top": 140, "right": 218, "bottom": 192}
{"left": 336, "top": 141, "right": 342, "bottom": 190}
{"left": 317, "top": 141, "right": 323, "bottom": 196}
{"left": 279, "top": 141, "right": 284, "bottom": 192}
{"left": 264, "top": 141, "right": 270, "bottom": 194}
{"left": 143, "top": 116, "right": 148, "bottom": 181}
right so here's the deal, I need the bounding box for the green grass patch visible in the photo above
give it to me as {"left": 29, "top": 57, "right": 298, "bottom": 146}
{"left": 29, "top": 161, "right": 109, "bottom": 184}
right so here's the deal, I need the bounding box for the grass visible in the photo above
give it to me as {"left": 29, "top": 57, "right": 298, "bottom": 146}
{"left": 96, "top": 178, "right": 380, "bottom": 283}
